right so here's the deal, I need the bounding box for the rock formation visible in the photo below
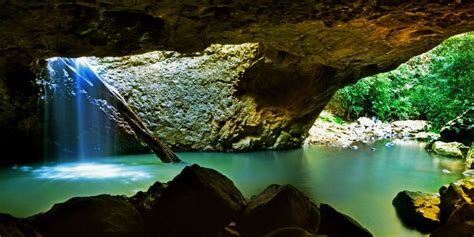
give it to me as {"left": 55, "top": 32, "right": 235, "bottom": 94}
{"left": 1, "top": 1, "right": 474, "bottom": 159}
{"left": 393, "top": 179, "right": 474, "bottom": 236}
{"left": 0, "top": 164, "right": 372, "bottom": 237}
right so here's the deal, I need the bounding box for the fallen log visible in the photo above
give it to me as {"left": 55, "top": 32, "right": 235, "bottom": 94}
{"left": 58, "top": 57, "right": 181, "bottom": 163}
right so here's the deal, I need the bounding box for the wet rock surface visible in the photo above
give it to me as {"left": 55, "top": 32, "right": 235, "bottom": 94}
{"left": 0, "top": 164, "right": 372, "bottom": 237}
{"left": 393, "top": 179, "right": 474, "bottom": 236}
{"left": 392, "top": 191, "right": 441, "bottom": 233}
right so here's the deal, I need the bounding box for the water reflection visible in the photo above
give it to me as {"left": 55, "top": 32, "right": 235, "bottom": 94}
{"left": 29, "top": 163, "right": 151, "bottom": 181}
{"left": 0, "top": 142, "right": 466, "bottom": 236}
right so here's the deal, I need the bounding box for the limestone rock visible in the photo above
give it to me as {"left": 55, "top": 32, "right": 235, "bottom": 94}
{"left": 416, "top": 132, "right": 440, "bottom": 142}
{"left": 391, "top": 120, "right": 428, "bottom": 134}
{"left": 237, "top": 184, "right": 321, "bottom": 237}
{"left": 2, "top": 1, "right": 474, "bottom": 157}
{"left": 0, "top": 213, "right": 41, "bottom": 237}
{"left": 357, "top": 117, "right": 374, "bottom": 127}
{"left": 31, "top": 195, "right": 144, "bottom": 237}
{"left": 146, "top": 164, "right": 246, "bottom": 236}
{"left": 440, "top": 108, "right": 474, "bottom": 146}
{"left": 318, "top": 203, "right": 373, "bottom": 237}
{"left": 392, "top": 191, "right": 441, "bottom": 233}
{"left": 432, "top": 141, "right": 465, "bottom": 158}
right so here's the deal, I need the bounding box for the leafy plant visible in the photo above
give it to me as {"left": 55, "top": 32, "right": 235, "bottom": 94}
{"left": 329, "top": 32, "right": 474, "bottom": 129}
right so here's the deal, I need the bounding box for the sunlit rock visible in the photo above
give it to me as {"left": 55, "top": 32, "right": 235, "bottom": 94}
{"left": 432, "top": 141, "right": 465, "bottom": 158}
{"left": 392, "top": 191, "right": 441, "bottom": 233}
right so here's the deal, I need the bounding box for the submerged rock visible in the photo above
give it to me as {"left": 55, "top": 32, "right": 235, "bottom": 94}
{"left": 392, "top": 191, "right": 441, "bottom": 233}
{"left": 145, "top": 164, "right": 246, "bottom": 236}
{"left": 0, "top": 213, "right": 41, "bottom": 237}
{"left": 432, "top": 141, "right": 465, "bottom": 158}
{"left": 31, "top": 195, "right": 144, "bottom": 237}
{"left": 237, "top": 184, "right": 320, "bottom": 237}
{"left": 318, "top": 203, "right": 373, "bottom": 237}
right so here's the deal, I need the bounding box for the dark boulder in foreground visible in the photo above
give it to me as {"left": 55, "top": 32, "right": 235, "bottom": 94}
{"left": 145, "top": 164, "right": 246, "bottom": 236}
{"left": 0, "top": 213, "right": 41, "bottom": 237}
{"left": 318, "top": 203, "right": 373, "bottom": 237}
{"left": 31, "top": 195, "right": 144, "bottom": 237}
{"left": 263, "top": 227, "right": 320, "bottom": 237}
{"left": 392, "top": 191, "right": 441, "bottom": 233}
{"left": 1, "top": 164, "right": 373, "bottom": 237}
{"left": 237, "top": 184, "right": 321, "bottom": 237}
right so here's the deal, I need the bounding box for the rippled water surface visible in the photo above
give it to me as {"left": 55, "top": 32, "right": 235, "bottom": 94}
{"left": 0, "top": 140, "right": 465, "bottom": 236}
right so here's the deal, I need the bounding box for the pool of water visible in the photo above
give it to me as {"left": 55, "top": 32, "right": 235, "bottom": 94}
{"left": 0, "top": 140, "right": 465, "bottom": 236}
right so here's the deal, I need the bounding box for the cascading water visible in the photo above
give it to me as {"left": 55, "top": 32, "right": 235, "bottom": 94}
{"left": 43, "top": 57, "right": 115, "bottom": 160}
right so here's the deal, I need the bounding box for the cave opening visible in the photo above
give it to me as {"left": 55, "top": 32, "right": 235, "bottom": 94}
{"left": 1, "top": 1, "right": 474, "bottom": 236}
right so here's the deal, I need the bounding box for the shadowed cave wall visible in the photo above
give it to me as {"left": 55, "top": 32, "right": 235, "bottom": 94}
{"left": 1, "top": 1, "right": 474, "bottom": 162}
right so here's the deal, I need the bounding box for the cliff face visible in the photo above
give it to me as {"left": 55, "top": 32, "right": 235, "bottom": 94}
{"left": 1, "top": 1, "right": 474, "bottom": 159}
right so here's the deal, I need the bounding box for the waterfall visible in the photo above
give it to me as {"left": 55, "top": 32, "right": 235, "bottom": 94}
{"left": 43, "top": 57, "right": 114, "bottom": 160}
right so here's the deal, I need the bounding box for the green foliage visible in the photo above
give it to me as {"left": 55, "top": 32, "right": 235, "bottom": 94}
{"left": 318, "top": 111, "right": 346, "bottom": 124}
{"left": 331, "top": 32, "right": 474, "bottom": 129}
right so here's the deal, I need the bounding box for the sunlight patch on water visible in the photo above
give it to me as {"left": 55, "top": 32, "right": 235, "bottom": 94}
{"left": 25, "top": 163, "right": 151, "bottom": 180}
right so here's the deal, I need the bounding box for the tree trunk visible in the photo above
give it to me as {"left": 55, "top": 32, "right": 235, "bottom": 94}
{"left": 59, "top": 58, "right": 181, "bottom": 163}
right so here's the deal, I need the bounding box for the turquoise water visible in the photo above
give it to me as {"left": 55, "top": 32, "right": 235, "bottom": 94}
{"left": 0, "top": 140, "right": 464, "bottom": 236}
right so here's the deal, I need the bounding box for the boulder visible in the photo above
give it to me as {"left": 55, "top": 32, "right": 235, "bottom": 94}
{"left": 128, "top": 181, "right": 167, "bottom": 215}
{"left": 237, "top": 184, "right": 320, "bottom": 237}
{"left": 415, "top": 132, "right": 440, "bottom": 142}
{"left": 0, "top": 213, "right": 41, "bottom": 237}
{"left": 317, "top": 203, "right": 373, "bottom": 237}
{"left": 431, "top": 203, "right": 474, "bottom": 237}
{"left": 440, "top": 108, "right": 474, "bottom": 146}
{"left": 392, "top": 191, "right": 441, "bottom": 233}
{"left": 465, "top": 143, "right": 474, "bottom": 169}
{"left": 432, "top": 141, "right": 465, "bottom": 158}
{"left": 439, "top": 179, "right": 474, "bottom": 222}
{"left": 430, "top": 222, "right": 474, "bottom": 237}
{"left": 31, "top": 195, "right": 144, "bottom": 237}
{"left": 357, "top": 117, "right": 374, "bottom": 127}
{"left": 145, "top": 164, "right": 246, "bottom": 236}
{"left": 391, "top": 120, "right": 428, "bottom": 134}
{"left": 263, "top": 227, "right": 320, "bottom": 237}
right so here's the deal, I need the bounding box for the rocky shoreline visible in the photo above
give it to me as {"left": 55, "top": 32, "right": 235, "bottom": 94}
{"left": 305, "top": 112, "right": 438, "bottom": 149}
{"left": 0, "top": 164, "right": 372, "bottom": 237}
